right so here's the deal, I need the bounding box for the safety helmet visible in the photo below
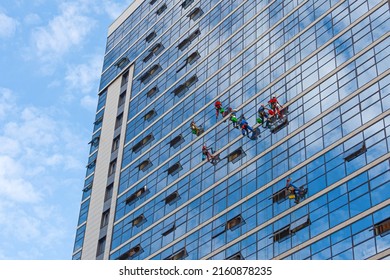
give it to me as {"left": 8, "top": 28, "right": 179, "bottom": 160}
{"left": 215, "top": 101, "right": 221, "bottom": 107}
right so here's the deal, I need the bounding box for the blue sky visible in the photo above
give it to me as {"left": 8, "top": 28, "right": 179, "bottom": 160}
{"left": 0, "top": 0, "right": 133, "bottom": 259}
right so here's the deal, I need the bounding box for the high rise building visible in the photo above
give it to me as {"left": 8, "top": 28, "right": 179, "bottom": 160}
{"left": 72, "top": 0, "right": 390, "bottom": 260}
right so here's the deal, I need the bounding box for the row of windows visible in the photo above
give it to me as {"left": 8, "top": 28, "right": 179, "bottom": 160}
{"left": 120, "top": 27, "right": 388, "bottom": 194}
{"left": 126, "top": 0, "right": 287, "bottom": 119}
{"left": 101, "top": 0, "right": 261, "bottom": 91}
{"left": 211, "top": 203, "right": 390, "bottom": 260}
{"left": 115, "top": 54, "right": 388, "bottom": 242}
{"left": 101, "top": 0, "right": 212, "bottom": 88}
{"left": 117, "top": 65, "right": 388, "bottom": 239}
{"left": 150, "top": 160, "right": 390, "bottom": 260}
{"left": 107, "top": 0, "right": 220, "bottom": 77}
{"left": 107, "top": 0, "right": 176, "bottom": 53}
{"left": 130, "top": 0, "right": 358, "bottom": 120}
{"left": 103, "top": 0, "right": 386, "bottom": 260}
{"left": 133, "top": 0, "right": 384, "bottom": 131}
{"left": 117, "top": 109, "right": 388, "bottom": 247}
{"left": 121, "top": 0, "right": 365, "bottom": 158}
{"left": 109, "top": 105, "right": 390, "bottom": 254}
{"left": 117, "top": 19, "right": 389, "bottom": 206}
{"left": 88, "top": 0, "right": 219, "bottom": 259}
{"left": 106, "top": 0, "right": 198, "bottom": 59}
{"left": 110, "top": 154, "right": 390, "bottom": 259}
{"left": 119, "top": 2, "right": 314, "bottom": 165}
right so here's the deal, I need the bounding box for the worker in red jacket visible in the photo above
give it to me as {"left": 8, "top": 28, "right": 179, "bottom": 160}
{"left": 268, "top": 95, "right": 283, "bottom": 118}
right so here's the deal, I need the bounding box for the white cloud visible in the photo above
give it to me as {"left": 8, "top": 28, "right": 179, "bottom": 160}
{"left": 24, "top": 13, "right": 41, "bottom": 25}
{"left": 65, "top": 55, "right": 102, "bottom": 94}
{"left": 0, "top": 88, "right": 16, "bottom": 120}
{"left": 0, "top": 156, "right": 42, "bottom": 203}
{"left": 100, "top": 0, "right": 134, "bottom": 20}
{"left": 31, "top": 2, "right": 96, "bottom": 61}
{"left": 0, "top": 200, "right": 67, "bottom": 259}
{"left": 0, "top": 12, "right": 18, "bottom": 38}
{"left": 64, "top": 55, "right": 102, "bottom": 109}
{"left": 3, "top": 107, "right": 58, "bottom": 149}
{"left": 0, "top": 87, "right": 88, "bottom": 259}
{"left": 80, "top": 95, "right": 98, "bottom": 111}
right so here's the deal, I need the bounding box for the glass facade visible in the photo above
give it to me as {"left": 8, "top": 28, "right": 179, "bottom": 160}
{"left": 73, "top": 0, "right": 390, "bottom": 260}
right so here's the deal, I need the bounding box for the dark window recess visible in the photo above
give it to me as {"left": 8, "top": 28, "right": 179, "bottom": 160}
{"left": 272, "top": 188, "right": 289, "bottom": 203}
{"left": 138, "top": 159, "right": 152, "bottom": 172}
{"left": 173, "top": 84, "right": 188, "bottom": 97}
{"left": 273, "top": 216, "right": 311, "bottom": 242}
{"left": 167, "top": 162, "right": 182, "bottom": 176}
{"left": 187, "top": 51, "right": 200, "bottom": 65}
{"left": 132, "top": 134, "right": 154, "bottom": 153}
{"left": 188, "top": 7, "right": 203, "bottom": 21}
{"left": 181, "top": 0, "right": 194, "bottom": 9}
{"left": 165, "top": 248, "right": 187, "bottom": 260}
{"left": 139, "top": 64, "right": 161, "bottom": 84}
{"left": 143, "top": 52, "right": 154, "bottom": 63}
{"left": 226, "top": 215, "right": 244, "bottom": 231}
{"left": 226, "top": 252, "right": 244, "bottom": 260}
{"left": 117, "top": 245, "right": 143, "bottom": 260}
{"left": 115, "top": 57, "right": 129, "bottom": 69}
{"left": 144, "top": 109, "right": 157, "bottom": 121}
{"left": 82, "top": 183, "right": 92, "bottom": 192}
{"left": 228, "top": 147, "right": 246, "bottom": 163}
{"left": 108, "top": 159, "right": 117, "bottom": 176}
{"left": 185, "top": 75, "right": 198, "bottom": 87}
{"left": 104, "top": 183, "right": 113, "bottom": 202}
{"left": 86, "top": 159, "right": 96, "bottom": 169}
{"left": 150, "top": 0, "right": 157, "bottom": 5}
{"left": 125, "top": 186, "right": 148, "bottom": 205}
{"left": 88, "top": 136, "right": 100, "bottom": 147}
{"left": 146, "top": 86, "right": 159, "bottom": 98}
{"left": 145, "top": 31, "right": 157, "bottom": 43}
{"left": 96, "top": 236, "right": 106, "bottom": 257}
{"left": 150, "top": 43, "right": 164, "bottom": 55}
{"left": 177, "top": 38, "right": 190, "bottom": 51}
{"left": 178, "top": 29, "right": 200, "bottom": 51}
{"left": 118, "top": 91, "right": 126, "bottom": 107}
{"left": 156, "top": 4, "right": 167, "bottom": 15}
{"left": 173, "top": 75, "right": 198, "bottom": 97}
{"left": 132, "top": 214, "right": 146, "bottom": 227}
{"left": 115, "top": 113, "right": 123, "bottom": 129}
{"left": 374, "top": 217, "right": 390, "bottom": 237}
{"left": 212, "top": 215, "right": 244, "bottom": 239}
{"left": 121, "top": 70, "right": 129, "bottom": 86}
{"left": 101, "top": 209, "right": 110, "bottom": 228}
{"left": 112, "top": 135, "right": 120, "bottom": 152}
{"left": 344, "top": 142, "right": 367, "bottom": 162}
{"left": 143, "top": 43, "right": 164, "bottom": 63}
{"left": 162, "top": 223, "right": 176, "bottom": 236}
{"left": 273, "top": 225, "right": 290, "bottom": 243}
{"left": 177, "top": 51, "right": 201, "bottom": 72}
{"left": 164, "top": 191, "right": 180, "bottom": 205}
{"left": 169, "top": 134, "right": 185, "bottom": 148}
{"left": 189, "top": 29, "right": 201, "bottom": 41}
